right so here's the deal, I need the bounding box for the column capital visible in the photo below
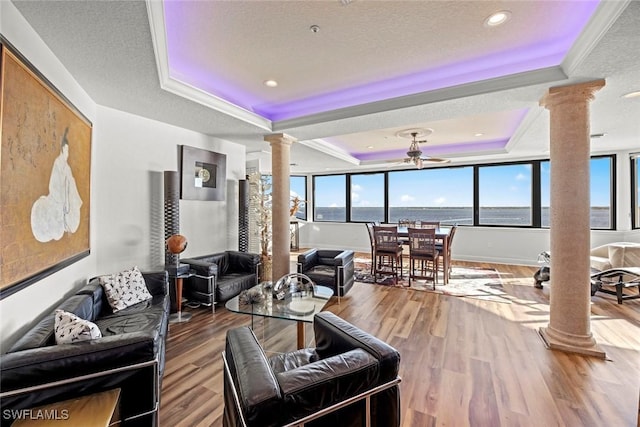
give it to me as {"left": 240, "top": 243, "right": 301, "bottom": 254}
{"left": 264, "top": 133, "right": 297, "bottom": 146}
{"left": 540, "top": 79, "right": 605, "bottom": 109}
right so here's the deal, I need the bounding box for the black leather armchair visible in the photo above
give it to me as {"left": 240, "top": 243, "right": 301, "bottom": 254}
{"left": 297, "top": 249, "right": 355, "bottom": 298}
{"left": 222, "top": 311, "right": 401, "bottom": 427}
{"left": 181, "top": 250, "right": 260, "bottom": 305}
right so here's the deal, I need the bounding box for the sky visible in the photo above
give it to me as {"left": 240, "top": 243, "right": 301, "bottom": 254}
{"left": 313, "top": 158, "right": 612, "bottom": 208}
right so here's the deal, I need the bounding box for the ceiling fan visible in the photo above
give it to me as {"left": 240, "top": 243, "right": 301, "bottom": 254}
{"left": 400, "top": 132, "right": 450, "bottom": 169}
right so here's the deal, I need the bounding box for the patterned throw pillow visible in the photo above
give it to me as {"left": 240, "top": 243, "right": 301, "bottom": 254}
{"left": 100, "top": 266, "right": 153, "bottom": 312}
{"left": 54, "top": 310, "right": 102, "bottom": 344}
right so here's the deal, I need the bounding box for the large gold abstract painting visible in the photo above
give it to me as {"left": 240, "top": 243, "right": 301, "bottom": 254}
{"left": 0, "top": 40, "right": 92, "bottom": 298}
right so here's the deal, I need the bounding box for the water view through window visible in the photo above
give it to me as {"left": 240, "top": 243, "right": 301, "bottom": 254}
{"left": 313, "top": 156, "right": 613, "bottom": 228}
{"left": 541, "top": 157, "right": 612, "bottom": 228}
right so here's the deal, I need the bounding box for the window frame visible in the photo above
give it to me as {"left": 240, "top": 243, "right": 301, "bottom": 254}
{"left": 476, "top": 160, "right": 536, "bottom": 228}
{"left": 308, "top": 154, "right": 617, "bottom": 230}
{"left": 349, "top": 171, "right": 387, "bottom": 223}
{"left": 290, "top": 175, "right": 308, "bottom": 221}
{"left": 631, "top": 153, "right": 640, "bottom": 229}
{"left": 312, "top": 174, "right": 347, "bottom": 222}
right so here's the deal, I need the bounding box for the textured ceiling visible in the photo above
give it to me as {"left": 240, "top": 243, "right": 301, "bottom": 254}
{"left": 9, "top": 0, "right": 640, "bottom": 174}
{"left": 162, "top": 0, "right": 597, "bottom": 120}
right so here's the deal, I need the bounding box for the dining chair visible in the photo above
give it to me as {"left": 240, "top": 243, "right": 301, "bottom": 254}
{"left": 436, "top": 225, "right": 457, "bottom": 276}
{"left": 407, "top": 227, "right": 440, "bottom": 288}
{"left": 398, "top": 218, "right": 416, "bottom": 228}
{"left": 373, "top": 226, "right": 404, "bottom": 285}
{"left": 365, "top": 222, "right": 376, "bottom": 275}
{"left": 417, "top": 221, "right": 440, "bottom": 229}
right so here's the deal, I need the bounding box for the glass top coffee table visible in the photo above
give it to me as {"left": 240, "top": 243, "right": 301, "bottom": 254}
{"left": 225, "top": 282, "right": 334, "bottom": 349}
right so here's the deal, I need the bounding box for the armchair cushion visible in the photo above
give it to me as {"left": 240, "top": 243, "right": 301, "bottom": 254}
{"left": 276, "top": 349, "right": 378, "bottom": 421}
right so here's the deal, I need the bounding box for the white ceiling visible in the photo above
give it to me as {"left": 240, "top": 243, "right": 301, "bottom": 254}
{"left": 10, "top": 0, "right": 640, "bottom": 174}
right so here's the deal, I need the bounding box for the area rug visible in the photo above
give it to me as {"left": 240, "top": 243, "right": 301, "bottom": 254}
{"left": 354, "top": 257, "right": 511, "bottom": 303}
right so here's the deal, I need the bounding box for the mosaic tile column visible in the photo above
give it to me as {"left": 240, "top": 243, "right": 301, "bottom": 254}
{"left": 265, "top": 133, "right": 296, "bottom": 283}
{"left": 539, "top": 79, "right": 606, "bottom": 358}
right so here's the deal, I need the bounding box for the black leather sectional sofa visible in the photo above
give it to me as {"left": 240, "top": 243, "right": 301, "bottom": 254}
{"left": 0, "top": 270, "right": 170, "bottom": 426}
{"left": 181, "top": 250, "right": 260, "bottom": 305}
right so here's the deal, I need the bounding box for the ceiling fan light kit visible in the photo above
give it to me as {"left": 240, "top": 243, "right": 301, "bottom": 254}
{"left": 402, "top": 131, "right": 450, "bottom": 169}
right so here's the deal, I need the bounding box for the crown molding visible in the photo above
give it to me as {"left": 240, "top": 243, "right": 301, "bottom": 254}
{"left": 562, "top": 0, "right": 631, "bottom": 76}
{"left": 298, "top": 139, "right": 360, "bottom": 165}
{"left": 145, "top": 0, "right": 272, "bottom": 131}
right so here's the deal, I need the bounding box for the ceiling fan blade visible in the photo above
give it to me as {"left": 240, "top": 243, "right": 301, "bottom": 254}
{"left": 381, "top": 158, "right": 410, "bottom": 164}
{"left": 422, "top": 156, "right": 451, "bottom": 163}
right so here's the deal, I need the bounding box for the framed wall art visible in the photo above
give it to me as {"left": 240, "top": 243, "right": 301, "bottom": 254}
{"left": 0, "top": 38, "right": 92, "bottom": 299}
{"left": 180, "top": 145, "right": 226, "bottom": 201}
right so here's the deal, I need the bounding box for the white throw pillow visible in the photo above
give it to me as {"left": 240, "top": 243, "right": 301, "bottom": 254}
{"left": 54, "top": 310, "right": 102, "bottom": 344}
{"left": 100, "top": 266, "right": 153, "bottom": 312}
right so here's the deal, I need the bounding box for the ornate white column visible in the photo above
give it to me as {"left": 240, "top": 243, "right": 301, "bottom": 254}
{"left": 539, "top": 79, "right": 606, "bottom": 358}
{"left": 264, "top": 133, "right": 297, "bottom": 283}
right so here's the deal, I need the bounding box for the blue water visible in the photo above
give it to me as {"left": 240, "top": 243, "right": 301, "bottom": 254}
{"left": 309, "top": 207, "right": 611, "bottom": 228}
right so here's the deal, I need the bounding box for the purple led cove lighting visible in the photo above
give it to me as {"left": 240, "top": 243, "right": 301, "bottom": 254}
{"left": 255, "top": 46, "right": 562, "bottom": 121}
{"left": 355, "top": 139, "right": 510, "bottom": 162}
{"left": 163, "top": 1, "right": 600, "bottom": 121}
{"left": 330, "top": 108, "right": 529, "bottom": 161}
{"left": 163, "top": 1, "right": 263, "bottom": 112}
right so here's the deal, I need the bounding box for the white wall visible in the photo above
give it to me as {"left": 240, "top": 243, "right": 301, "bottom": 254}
{"left": 0, "top": 2, "right": 245, "bottom": 351}
{"left": 92, "top": 106, "right": 245, "bottom": 275}
{"left": 299, "top": 221, "right": 639, "bottom": 266}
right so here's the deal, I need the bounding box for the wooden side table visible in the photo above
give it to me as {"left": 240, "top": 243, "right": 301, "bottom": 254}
{"left": 12, "top": 388, "right": 120, "bottom": 427}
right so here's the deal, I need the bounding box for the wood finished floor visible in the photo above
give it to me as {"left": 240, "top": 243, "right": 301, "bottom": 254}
{"left": 160, "top": 259, "right": 640, "bottom": 427}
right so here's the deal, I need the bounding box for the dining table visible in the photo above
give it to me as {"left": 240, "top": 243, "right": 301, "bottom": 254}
{"left": 397, "top": 226, "right": 452, "bottom": 285}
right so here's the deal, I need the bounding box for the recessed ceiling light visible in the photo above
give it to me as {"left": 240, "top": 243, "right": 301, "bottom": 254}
{"left": 474, "top": 133, "right": 484, "bottom": 137}
{"left": 485, "top": 10, "right": 511, "bottom": 27}
{"left": 367, "top": 145, "right": 374, "bottom": 149}
{"left": 264, "top": 79, "right": 278, "bottom": 88}
{"left": 622, "top": 90, "right": 640, "bottom": 99}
